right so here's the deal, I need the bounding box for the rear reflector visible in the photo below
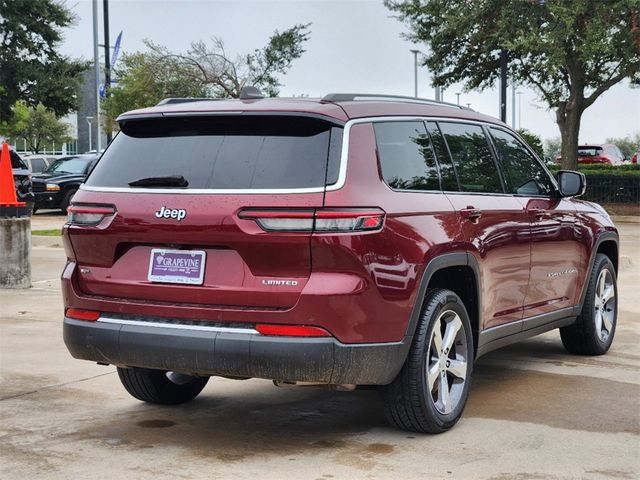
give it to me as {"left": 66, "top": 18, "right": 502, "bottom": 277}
{"left": 255, "top": 324, "right": 331, "bottom": 337}
{"left": 239, "top": 208, "right": 384, "bottom": 232}
{"left": 66, "top": 308, "right": 100, "bottom": 321}
{"left": 67, "top": 205, "right": 116, "bottom": 226}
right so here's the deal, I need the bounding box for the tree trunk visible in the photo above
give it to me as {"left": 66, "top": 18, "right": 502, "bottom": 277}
{"left": 556, "top": 99, "right": 584, "bottom": 171}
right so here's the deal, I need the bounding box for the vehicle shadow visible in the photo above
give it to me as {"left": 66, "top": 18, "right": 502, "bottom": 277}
{"left": 64, "top": 336, "right": 637, "bottom": 457}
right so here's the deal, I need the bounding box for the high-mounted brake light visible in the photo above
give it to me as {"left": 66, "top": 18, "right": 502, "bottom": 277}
{"left": 66, "top": 308, "right": 100, "bottom": 321}
{"left": 255, "top": 324, "right": 331, "bottom": 337}
{"left": 67, "top": 205, "right": 116, "bottom": 226}
{"left": 239, "top": 208, "right": 385, "bottom": 232}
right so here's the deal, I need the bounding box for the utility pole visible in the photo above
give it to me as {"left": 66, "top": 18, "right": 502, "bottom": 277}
{"left": 410, "top": 50, "right": 419, "bottom": 98}
{"left": 92, "top": 0, "right": 101, "bottom": 151}
{"left": 499, "top": 49, "right": 507, "bottom": 122}
{"left": 103, "top": 0, "right": 112, "bottom": 144}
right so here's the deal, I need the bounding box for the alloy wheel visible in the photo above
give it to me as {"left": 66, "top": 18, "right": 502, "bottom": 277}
{"left": 426, "top": 310, "right": 469, "bottom": 415}
{"left": 594, "top": 269, "right": 616, "bottom": 342}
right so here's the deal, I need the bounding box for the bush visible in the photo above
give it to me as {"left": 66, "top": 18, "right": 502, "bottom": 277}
{"left": 547, "top": 164, "right": 640, "bottom": 177}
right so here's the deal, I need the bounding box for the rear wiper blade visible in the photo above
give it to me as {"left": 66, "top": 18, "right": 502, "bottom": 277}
{"left": 128, "top": 175, "right": 189, "bottom": 188}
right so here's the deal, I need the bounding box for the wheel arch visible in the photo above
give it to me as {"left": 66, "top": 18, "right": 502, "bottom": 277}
{"left": 574, "top": 231, "right": 619, "bottom": 316}
{"left": 404, "top": 252, "right": 482, "bottom": 357}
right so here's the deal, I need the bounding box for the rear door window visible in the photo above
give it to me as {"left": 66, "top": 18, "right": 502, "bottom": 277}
{"left": 438, "top": 122, "right": 503, "bottom": 193}
{"left": 86, "top": 116, "right": 342, "bottom": 190}
{"left": 426, "top": 122, "right": 459, "bottom": 191}
{"left": 373, "top": 121, "right": 440, "bottom": 191}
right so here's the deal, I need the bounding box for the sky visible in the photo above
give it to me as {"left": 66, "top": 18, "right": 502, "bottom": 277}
{"left": 59, "top": 0, "right": 640, "bottom": 144}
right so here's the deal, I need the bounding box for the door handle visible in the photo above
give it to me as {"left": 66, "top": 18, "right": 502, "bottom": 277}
{"left": 460, "top": 206, "right": 482, "bottom": 221}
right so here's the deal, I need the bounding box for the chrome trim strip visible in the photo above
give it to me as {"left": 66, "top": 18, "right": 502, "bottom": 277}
{"left": 98, "top": 316, "right": 259, "bottom": 334}
{"left": 80, "top": 115, "right": 503, "bottom": 195}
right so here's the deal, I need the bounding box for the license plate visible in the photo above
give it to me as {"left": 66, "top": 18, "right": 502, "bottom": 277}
{"left": 148, "top": 249, "right": 206, "bottom": 285}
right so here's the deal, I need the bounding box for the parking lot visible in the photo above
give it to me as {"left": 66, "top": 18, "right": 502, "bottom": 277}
{"left": 1, "top": 213, "right": 638, "bottom": 479}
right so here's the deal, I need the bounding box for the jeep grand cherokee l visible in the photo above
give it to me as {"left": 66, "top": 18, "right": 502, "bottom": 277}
{"left": 62, "top": 90, "right": 619, "bottom": 433}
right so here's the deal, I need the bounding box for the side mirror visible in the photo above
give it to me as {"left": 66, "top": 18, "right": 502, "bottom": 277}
{"left": 557, "top": 170, "right": 586, "bottom": 197}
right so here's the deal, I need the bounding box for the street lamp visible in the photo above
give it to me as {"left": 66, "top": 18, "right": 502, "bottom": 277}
{"left": 86, "top": 116, "right": 94, "bottom": 152}
{"left": 456, "top": 92, "right": 461, "bottom": 105}
{"left": 410, "top": 49, "right": 419, "bottom": 98}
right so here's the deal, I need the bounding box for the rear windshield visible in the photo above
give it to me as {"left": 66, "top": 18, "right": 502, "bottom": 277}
{"left": 578, "top": 147, "right": 603, "bottom": 156}
{"left": 10, "top": 151, "right": 27, "bottom": 169}
{"left": 86, "top": 116, "right": 343, "bottom": 190}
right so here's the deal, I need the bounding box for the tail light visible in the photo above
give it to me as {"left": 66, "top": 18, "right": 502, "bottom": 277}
{"left": 66, "top": 308, "right": 100, "bottom": 321}
{"left": 239, "top": 208, "right": 385, "bottom": 232}
{"left": 67, "top": 204, "right": 116, "bottom": 225}
{"left": 255, "top": 324, "right": 331, "bottom": 337}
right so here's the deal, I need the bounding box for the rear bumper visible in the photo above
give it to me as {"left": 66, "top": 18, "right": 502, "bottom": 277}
{"left": 63, "top": 316, "right": 409, "bottom": 385}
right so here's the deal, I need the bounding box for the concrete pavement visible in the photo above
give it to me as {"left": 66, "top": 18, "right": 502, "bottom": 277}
{"left": 1, "top": 213, "right": 638, "bottom": 479}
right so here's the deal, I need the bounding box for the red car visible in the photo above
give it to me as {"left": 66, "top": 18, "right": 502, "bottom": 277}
{"left": 577, "top": 144, "right": 626, "bottom": 165}
{"left": 63, "top": 91, "right": 619, "bottom": 433}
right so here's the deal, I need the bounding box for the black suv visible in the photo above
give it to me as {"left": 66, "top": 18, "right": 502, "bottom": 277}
{"left": 32, "top": 155, "right": 98, "bottom": 213}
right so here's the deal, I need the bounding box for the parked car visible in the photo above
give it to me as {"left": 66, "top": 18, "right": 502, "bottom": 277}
{"left": 574, "top": 144, "right": 626, "bottom": 165}
{"left": 32, "top": 154, "right": 98, "bottom": 213}
{"left": 22, "top": 154, "right": 55, "bottom": 173}
{"left": 62, "top": 90, "right": 619, "bottom": 434}
{"left": 8, "top": 149, "right": 35, "bottom": 213}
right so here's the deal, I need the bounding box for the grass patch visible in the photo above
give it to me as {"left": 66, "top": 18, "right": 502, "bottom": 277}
{"left": 32, "top": 229, "right": 61, "bottom": 236}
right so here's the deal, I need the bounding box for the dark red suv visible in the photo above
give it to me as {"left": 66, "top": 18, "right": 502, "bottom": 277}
{"left": 62, "top": 91, "right": 619, "bottom": 433}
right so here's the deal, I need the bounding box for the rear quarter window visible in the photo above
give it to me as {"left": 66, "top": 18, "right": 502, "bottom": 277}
{"left": 373, "top": 121, "right": 440, "bottom": 191}
{"left": 86, "top": 116, "right": 342, "bottom": 190}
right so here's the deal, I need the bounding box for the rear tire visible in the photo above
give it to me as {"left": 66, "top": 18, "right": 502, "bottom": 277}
{"left": 117, "top": 367, "right": 209, "bottom": 405}
{"left": 380, "top": 289, "right": 474, "bottom": 433}
{"left": 560, "top": 253, "right": 617, "bottom": 355}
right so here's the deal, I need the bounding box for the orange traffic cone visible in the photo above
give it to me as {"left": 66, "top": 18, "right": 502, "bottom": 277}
{"left": 0, "top": 143, "right": 26, "bottom": 207}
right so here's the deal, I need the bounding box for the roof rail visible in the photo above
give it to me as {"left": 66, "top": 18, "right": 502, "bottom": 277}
{"left": 321, "top": 93, "right": 469, "bottom": 110}
{"left": 156, "top": 98, "right": 219, "bottom": 106}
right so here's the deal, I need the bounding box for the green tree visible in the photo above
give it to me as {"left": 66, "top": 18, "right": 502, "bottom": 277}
{"left": 103, "top": 24, "right": 311, "bottom": 127}
{"left": 544, "top": 136, "right": 562, "bottom": 160}
{"left": 517, "top": 129, "right": 544, "bottom": 158}
{"left": 385, "top": 0, "right": 640, "bottom": 170}
{"left": 0, "top": 0, "right": 89, "bottom": 120}
{"left": 1, "top": 102, "right": 71, "bottom": 154}
{"left": 102, "top": 47, "right": 209, "bottom": 133}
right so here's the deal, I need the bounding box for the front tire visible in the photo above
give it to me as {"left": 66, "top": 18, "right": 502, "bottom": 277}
{"left": 61, "top": 189, "right": 77, "bottom": 214}
{"left": 560, "top": 253, "right": 617, "bottom": 355}
{"left": 381, "top": 289, "right": 474, "bottom": 433}
{"left": 117, "top": 367, "right": 209, "bottom": 405}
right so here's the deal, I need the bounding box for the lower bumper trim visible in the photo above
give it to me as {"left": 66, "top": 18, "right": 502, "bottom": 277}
{"left": 63, "top": 317, "right": 409, "bottom": 385}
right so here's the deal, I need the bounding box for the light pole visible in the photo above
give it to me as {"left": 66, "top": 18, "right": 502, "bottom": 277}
{"left": 410, "top": 49, "right": 419, "bottom": 98}
{"left": 456, "top": 92, "right": 461, "bottom": 105}
{"left": 86, "top": 116, "right": 93, "bottom": 152}
{"left": 92, "top": 0, "right": 102, "bottom": 151}
{"left": 466, "top": 103, "right": 472, "bottom": 109}
{"left": 511, "top": 83, "right": 516, "bottom": 128}
{"left": 517, "top": 92, "right": 523, "bottom": 129}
